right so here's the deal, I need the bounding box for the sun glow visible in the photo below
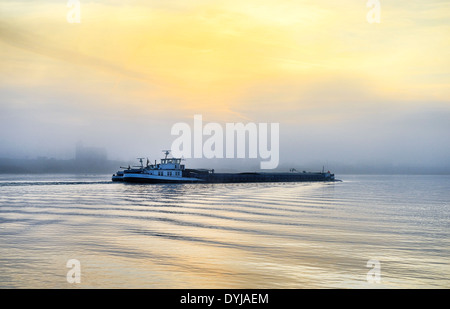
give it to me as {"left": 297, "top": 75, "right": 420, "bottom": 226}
{"left": 0, "top": 0, "right": 448, "bottom": 120}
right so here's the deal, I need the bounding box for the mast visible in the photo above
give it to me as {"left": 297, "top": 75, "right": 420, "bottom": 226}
{"left": 162, "top": 150, "right": 171, "bottom": 159}
{"left": 137, "top": 158, "right": 145, "bottom": 169}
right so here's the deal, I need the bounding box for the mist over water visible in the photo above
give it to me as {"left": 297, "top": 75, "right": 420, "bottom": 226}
{"left": 1, "top": 108, "right": 449, "bottom": 174}
{"left": 1, "top": 174, "right": 448, "bottom": 288}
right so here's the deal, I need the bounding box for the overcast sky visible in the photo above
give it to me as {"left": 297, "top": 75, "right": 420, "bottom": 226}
{"left": 0, "top": 0, "right": 449, "bottom": 171}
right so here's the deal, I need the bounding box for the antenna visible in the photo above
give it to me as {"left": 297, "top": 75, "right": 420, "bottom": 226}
{"left": 162, "top": 150, "right": 171, "bottom": 159}
{"left": 137, "top": 157, "right": 145, "bottom": 168}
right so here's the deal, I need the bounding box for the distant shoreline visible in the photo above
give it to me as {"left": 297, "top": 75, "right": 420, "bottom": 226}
{"left": 0, "top": 157, "right": 127, "bottom": 174}
{"left": 1, "top": 157, "right": 449, "bottom": 175}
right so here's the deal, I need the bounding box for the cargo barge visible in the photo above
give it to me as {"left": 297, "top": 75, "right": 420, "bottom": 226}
{"left": 112, "top": 151, "right": 335, "bottom": 183}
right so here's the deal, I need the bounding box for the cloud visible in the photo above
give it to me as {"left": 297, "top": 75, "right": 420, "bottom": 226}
{"left": 0, "top": 21, "right": 152, "bottom": 82}
{"left": 0, "top": 0, "right": 448, "bottom": 167}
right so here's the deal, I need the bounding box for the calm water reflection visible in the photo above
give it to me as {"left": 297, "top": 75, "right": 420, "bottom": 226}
{"left": 0, "top": 174, "right": 449, "bottom": 288}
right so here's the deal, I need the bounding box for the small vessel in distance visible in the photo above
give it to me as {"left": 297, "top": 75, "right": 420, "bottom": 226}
{"left": 112, "top": 151, "right": 335, "bottom": 183}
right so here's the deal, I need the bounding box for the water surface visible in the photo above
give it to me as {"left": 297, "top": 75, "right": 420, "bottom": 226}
{"left": 0, "top": 174, "right": 448, "bottom": 288}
